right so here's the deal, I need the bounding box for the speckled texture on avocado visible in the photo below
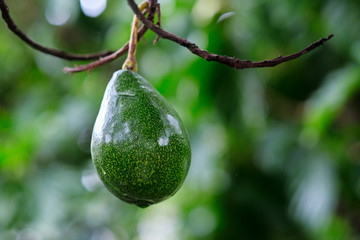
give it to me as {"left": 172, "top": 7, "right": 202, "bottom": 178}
{"left": 91, "top": 70, "right": 191, "bottom": 208}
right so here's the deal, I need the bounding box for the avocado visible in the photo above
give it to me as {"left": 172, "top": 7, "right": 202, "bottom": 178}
{"left": 91, "top": 70, "right": 191, "bottom": 208}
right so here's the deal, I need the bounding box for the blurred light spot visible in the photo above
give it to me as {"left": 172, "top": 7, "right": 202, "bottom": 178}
{"left": 45, "top": 0, "right": 73, "bottom": 26}
{"left": 91, "top": 228, "right": 117, "bottom": 240}
{"left": 257, "top": 125, "right": 294, "bottom": 172}
{"left": 46, "top": 9, "right": 70, "bottom": 26}
{"left": 192, "top": 0, "right": 221, "bottom": 26}
{"left": 138, "top": 205, "right": 180, "bottom": 240}
{"left": 81, "top": 170, "right": 102, "bottom": 192}
{"left": 16, "top": 228, "right": 42, "bottom": 240}
{"left": 188, "top": 124, "right": 227, "bottom": 192}
{"left": 80, "top": 0, "right": 107, "bottom": 18}
{"left": 140, "top": 49, "right": 171, "bottom": 81}
{"left": 217, "top": 12, "right": 235, "bottom": 23}
{"left": 188, "top": 207, "right": 216, "bottom": 236}
{"left": 289, "top": 158, "right": 337, "bottom": 230}
{"left": 85, "top": 201, "right": 112, "bottom": 225}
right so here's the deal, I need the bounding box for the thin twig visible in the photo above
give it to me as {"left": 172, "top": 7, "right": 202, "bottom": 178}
{"left": 127, "top": 0, "right": 334, "bottom": 69}
{"left": 0, "top": 0, "right": 112, "bottom": 60}
{"left": 153, "top": 3, "right": 161, "bottom": 45}
{"left": 64, "top": 41, "right": 128, "bottom": 74}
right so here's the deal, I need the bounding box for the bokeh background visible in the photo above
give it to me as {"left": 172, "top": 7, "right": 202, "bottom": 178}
{"left": 1, "top": 0, "right": 360, "bottom": 239}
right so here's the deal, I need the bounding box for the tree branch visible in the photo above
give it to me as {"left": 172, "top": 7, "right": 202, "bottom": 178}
{"left": 0, "top": 0, "right": 112, "bottom": 60}
{"left": 1, "top": 0, "right": 333, "bottom": 72}
{"left": 127, "top": 0, "right": 334, "bottom": 69}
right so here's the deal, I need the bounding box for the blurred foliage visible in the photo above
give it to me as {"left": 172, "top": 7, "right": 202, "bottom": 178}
{"left": 1, "top": 0, "right": 360, "bottom": 239}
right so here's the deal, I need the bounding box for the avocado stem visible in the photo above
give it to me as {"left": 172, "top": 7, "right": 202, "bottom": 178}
{"left": 122, "top": 1, "right": 149, "bottom": 72}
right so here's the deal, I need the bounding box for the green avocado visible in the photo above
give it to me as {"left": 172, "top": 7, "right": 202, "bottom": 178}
{"left": 91, "top": 70, "right": 191, "bottom": 208}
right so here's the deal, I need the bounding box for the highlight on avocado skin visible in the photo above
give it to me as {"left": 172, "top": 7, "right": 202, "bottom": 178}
{"left": 91, "top": 70, "right": 191, "bottom": 208}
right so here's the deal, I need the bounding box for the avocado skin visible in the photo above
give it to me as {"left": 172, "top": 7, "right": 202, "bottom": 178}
{"left": 91, "top": 70, "right": 191, "bottom": 208}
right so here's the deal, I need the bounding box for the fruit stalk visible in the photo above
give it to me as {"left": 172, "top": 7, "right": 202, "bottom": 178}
{"left": 122, "top": 1, "right": 149, "bottom": 72}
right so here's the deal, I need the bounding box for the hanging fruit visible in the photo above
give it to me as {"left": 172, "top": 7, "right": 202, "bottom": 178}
{"left": 91, "top": 1, "right": 191, "bottom": 208}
